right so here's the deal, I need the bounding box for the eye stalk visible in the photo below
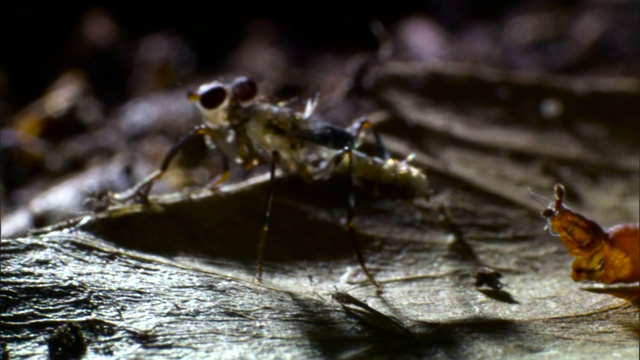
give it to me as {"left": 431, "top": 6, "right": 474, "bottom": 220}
{"left": 231, "top": 77, "right": 257, "bottom": 103}
{"left": 199, "top": 86, "right": 227, "bottom": 110}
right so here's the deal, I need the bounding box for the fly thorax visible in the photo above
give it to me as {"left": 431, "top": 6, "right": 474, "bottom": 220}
{"left": 249, "top": 105, "right": 299, "bottom": 153}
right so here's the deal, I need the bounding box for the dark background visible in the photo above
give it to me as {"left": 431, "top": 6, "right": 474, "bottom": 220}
{"left": 7, "top": 1, "right": 636, "bottom": 112}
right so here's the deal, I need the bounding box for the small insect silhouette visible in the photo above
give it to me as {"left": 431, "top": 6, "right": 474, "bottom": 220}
{"left": 542, "top": 184, "right": 639, "bottom": 284}
{"left": 110, "top": 76, "right": 429, "bottom": 289}
{"left": 473, "top": 267, "right": 504, "bottom": 290}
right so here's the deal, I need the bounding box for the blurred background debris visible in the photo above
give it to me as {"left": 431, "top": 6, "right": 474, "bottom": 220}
{"left": 3, "top": 1, "right": 638, "bottom": 235}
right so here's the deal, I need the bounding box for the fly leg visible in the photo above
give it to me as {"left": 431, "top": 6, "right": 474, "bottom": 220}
{"left": 341, "top": 146, "right": 382, "bottom": 290}
{"left": 205, "top": 147, "right": 230, "bottom": 190}
{"left": 352, "top": 116, "right": 390, "bottom": 160}
{"left": 109, "top": 124, "right": 219, "bottom": 204}
{"left": 288, "top": 124, "right": 382, "bottom": 289}
{"left": 256, "top": 151, "right": 280, "bottom": 282}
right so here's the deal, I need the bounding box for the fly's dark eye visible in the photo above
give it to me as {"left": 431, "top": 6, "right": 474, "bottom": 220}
{"left": 199, "top": 86, "right": 227, "bottom": 109}
{"left": 231, "top": 77, "right": 257, "bottom": 102}
{"left": 542, "top": 209, "right": 555, "bottom": 218}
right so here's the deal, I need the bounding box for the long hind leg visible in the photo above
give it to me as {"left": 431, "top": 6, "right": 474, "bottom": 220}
{"left": 334, "top": 146, "right": 381, "bottom": 290}
{"left": 351, "top": 116, "right": 390, "bottom": 160}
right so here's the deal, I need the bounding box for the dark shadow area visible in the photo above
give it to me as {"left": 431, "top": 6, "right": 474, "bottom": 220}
{"left": 478, "top": 289, "right": 519, "bottom": 304}
{"left": 288, "top": 291, "right": 525, "bottom": 359}
{"left": 79, "top": 175, "right": 385, "bottom": 263}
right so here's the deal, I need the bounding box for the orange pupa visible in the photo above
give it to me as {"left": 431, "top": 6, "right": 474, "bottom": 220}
{"left": 542, "top": 184, "right": 640, "bottom": 284}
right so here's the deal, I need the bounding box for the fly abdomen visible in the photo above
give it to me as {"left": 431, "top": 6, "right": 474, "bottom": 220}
{"left": 337, "top": 150, "right": 429, "bottom": 199}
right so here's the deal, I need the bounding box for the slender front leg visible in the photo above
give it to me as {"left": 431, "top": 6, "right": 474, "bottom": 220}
{"left": 110, "top": 124, "right": 217, "bottom": 203}
{"left": 344, "top": 146, "right": 381, "bottom": 290}
{"left": 206, "top": 146, "right": 230, "bottom": 190}
{"left": 256, "top": 151, "right": 280, "bottom": 282}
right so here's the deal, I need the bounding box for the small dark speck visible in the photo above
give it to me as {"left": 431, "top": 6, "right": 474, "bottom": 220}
{"left": 47, "top": 322, "right": 87, "bottom": 360}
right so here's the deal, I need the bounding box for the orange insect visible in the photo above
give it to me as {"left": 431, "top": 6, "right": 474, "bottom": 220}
{"left": 542, "top": 184, "right": 640, "bottom": 284}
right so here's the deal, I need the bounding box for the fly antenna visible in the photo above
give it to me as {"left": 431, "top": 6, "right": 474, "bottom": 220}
{"left": 527, "top": 187, "right": 551, "bottom": 206}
